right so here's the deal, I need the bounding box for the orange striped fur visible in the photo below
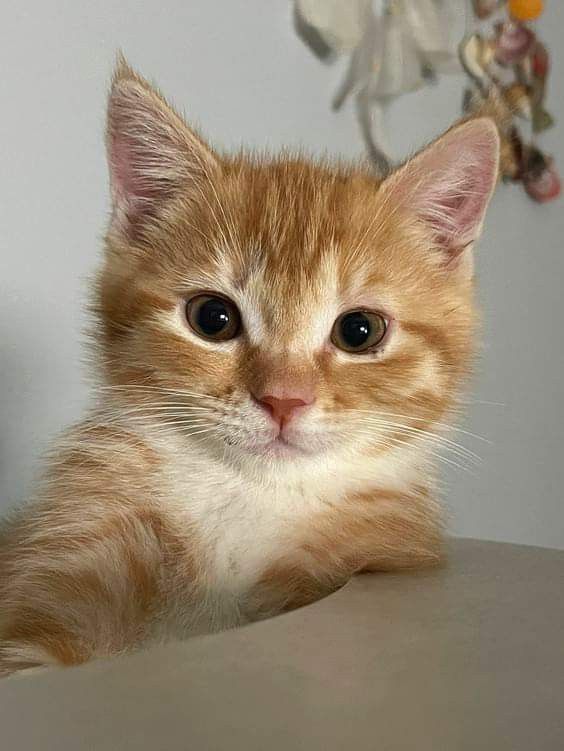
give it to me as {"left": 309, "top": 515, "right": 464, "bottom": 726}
{"left": 0, "top": 60, "right": 499, "bottom": 675}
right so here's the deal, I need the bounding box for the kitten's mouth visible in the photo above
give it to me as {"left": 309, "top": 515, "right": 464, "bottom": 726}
{"left": 278, "top": 434, "right": 310, "bottom": 452}
{"left": 260, "top": 435, "right": 306, "bottom": 457}
{"left": 247, "top": 431, "right": 315, "bottom": 459}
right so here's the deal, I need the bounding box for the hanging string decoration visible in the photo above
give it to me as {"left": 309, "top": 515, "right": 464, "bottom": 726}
{"left": 294, "top": 0, "right": 463, "bottom": 173}
{"left": 293, "top": 0, "right": 559, "bottom": 202}
{"left": 461, "top": 0, "right": 559, "bottom": 202}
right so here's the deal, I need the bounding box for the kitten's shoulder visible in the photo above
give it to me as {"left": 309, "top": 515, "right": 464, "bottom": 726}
{"left": 32, "top": 413, "right": 163, "bottom": 508}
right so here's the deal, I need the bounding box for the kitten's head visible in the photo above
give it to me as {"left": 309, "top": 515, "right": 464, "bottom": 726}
{"left": 97, "top": 60, "right": 498, "bottom": 474}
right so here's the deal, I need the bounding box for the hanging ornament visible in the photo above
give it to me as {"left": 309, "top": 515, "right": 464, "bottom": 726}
{"left": 294, "top": 0, "right": 371, "bottom": 57}
{"left": 529, "top": 41, "right": 553, "bottom": 132}
{"left": 522, "top": 148, "right": 561, "bottom": 202}
{"left": 503, "top": 82, "right": 533, "bottom": 119}
{"left": 357, "top": 0, "right": 465, "bottom": 168}
{"left": 461, "top": 0, "right": 559, "bottom": 202}
{"left": 293, "top": 0, "right": 559, "bottom": 202}
{"left": 508, "top": 0, "right": 544, "bottom": 22}
{"left": 494, "top": 21, "right": 535, "bottom": 66}
{"left": 459, "top": 33, "right": 496, "bottom": 90}
{"left": 367, "top": 2, "right": 425, "bottom": 102}
{"left": 403, "top": 0, "right": 460, "bottom": 75}
{"left": 472, "top": 0, "right": 502, "bottom": 20}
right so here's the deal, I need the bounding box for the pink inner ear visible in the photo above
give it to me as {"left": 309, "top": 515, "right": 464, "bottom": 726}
{"left": 390, "top": 120, "right": 499, "bottom": 254}
{"left": 107, "top": 88, "right": 178, "bottom": 220}
{"left": 106, "top": 81, "right": 199, "bottom": 238}
{"left": 422, "top": 163, "right": 494, "bottom": 250}
{"left": 108, "top": 136, "right": 153, "bottom": 238}
{"left": 111, "top": 135, "right": 158, "bottom": 205}
{"left": 109, "top": 129, "right": 171, "bottom": 234}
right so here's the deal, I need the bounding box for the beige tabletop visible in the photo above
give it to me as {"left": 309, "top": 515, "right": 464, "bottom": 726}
{"left": 1, "top": 538, "right": 563, "bottom": 750}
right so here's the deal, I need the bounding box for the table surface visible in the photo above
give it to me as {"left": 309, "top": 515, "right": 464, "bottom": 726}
{"left": 1, "top": 538, "right": 563, "bottom": 751}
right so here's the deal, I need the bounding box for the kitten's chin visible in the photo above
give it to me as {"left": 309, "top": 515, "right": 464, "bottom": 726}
{"left": 258, "top": 437, "right": 308, "bottom": 458}
{"left": 243, "top": 434, "right": 326, "bottom": 461}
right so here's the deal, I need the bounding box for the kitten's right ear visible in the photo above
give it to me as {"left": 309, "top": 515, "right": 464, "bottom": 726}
{"left": 106, "top": 56, "right": 219, "bottom": 239}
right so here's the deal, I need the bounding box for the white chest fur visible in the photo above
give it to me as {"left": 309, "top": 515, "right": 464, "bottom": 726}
{"left": 164, "top": 451, "right": 329, "bottom": 592}
{"left": 153, "top": 431, "right": 426, "bottom": 597}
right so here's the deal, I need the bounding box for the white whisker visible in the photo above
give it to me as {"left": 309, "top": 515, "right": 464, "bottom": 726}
{"left": 348, "top": 408, "right": 492, "bottom": 444}
{"left": 99, "top": 384, "right": 224, "bottom": 403}
{"left": 352, "top": 417, "right": 482, "bottom": 464}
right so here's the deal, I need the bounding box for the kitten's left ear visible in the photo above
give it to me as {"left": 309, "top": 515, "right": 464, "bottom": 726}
{"left": 106, "top": 56, "right": 220, "bottom": 239}
{"left": 380, "top": 118, "right": 500, "bottom": 267}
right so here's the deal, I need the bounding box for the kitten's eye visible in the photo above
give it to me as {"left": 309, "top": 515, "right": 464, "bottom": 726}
{"left": 186, "top": 294, "right": 241, "bottom": 341}
{"left": 331, "top": 310, "right": 388, "bottom": 353}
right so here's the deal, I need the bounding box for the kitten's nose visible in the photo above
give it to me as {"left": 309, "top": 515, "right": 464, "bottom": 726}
{"left": 255, "top": 393, "right": 313, "bottom": 426}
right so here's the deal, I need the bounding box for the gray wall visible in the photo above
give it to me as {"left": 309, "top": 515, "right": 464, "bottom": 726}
{"left": 1, "top": 1, "right": 562, "bottom": 548}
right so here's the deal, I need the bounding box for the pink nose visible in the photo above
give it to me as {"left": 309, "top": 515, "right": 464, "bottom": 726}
{"left": 255, "top": 394, "right": 313, "bottom": 426}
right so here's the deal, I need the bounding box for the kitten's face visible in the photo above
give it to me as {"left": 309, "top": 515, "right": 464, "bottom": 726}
{"left": 98, "top": 63, "right": 498, "bottom": 471}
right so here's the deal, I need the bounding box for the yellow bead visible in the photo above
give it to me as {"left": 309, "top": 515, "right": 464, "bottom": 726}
{"left": 508, "top": 0, "right": 544, "bottom": 21}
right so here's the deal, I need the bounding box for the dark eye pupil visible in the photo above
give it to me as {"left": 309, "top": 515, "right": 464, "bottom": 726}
{"left": 197, "top": 299, "right": 230, "bottom": 335}
{"left": 186, "top": 294, "right": 241, "bottom": 341}
{"left": 341, "top": 312, "right": 371, "bottom": 348}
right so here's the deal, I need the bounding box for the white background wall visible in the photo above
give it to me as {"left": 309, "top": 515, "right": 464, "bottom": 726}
{"left": 1, "top": 1, "right": 563, "bottom": 548}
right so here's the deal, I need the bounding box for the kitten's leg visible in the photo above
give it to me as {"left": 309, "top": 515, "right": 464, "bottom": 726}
{"left": 245, "top": 487, "right": 443, "bottom": 619}
{"left": 0, "top": 503, "right": 167, "bottom": 676}
{"left": 353, "top": 488, "right": 445, "bottom": 573}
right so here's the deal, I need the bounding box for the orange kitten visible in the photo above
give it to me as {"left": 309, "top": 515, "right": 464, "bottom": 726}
{"left": 0, "top": 60, "right": 499, "bottom": 675}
